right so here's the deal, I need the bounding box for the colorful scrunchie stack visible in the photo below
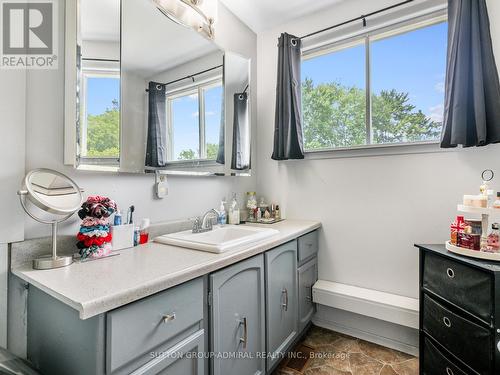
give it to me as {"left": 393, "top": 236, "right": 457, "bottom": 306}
{"left": 76, "top": 196, "right": 117, "bottom": 259}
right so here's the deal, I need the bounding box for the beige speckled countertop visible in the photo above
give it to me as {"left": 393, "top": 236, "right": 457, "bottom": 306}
{"left": 12, "top": 220, "right": 320, "bottom": 319}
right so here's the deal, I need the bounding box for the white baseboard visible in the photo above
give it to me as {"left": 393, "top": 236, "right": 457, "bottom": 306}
{"left": 313, "top": 280, "right": 419, "bottom": 329}
{"left": 313, "top": 315, "right": 419, "bottom": 356}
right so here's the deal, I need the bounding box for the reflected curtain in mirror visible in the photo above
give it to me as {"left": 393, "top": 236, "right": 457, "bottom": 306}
{"left": 231, "top": 93, "right": 250, "bottom": 170}
{"left": 145, "top": 82, "right": 168, "bottom": 167}
{"left": 216, "top": 89, "right": 225, "bottom": 164}
{"left": 272, "top": 33, "right": 304, "bottom": 160}
{"left": 441, "top": 0, "right": 500, "bottom": 148}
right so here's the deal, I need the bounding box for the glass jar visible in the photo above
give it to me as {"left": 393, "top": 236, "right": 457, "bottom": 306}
{"left": 246, "top": 192, "right": 257, "bottom": 221}
{"left": 450, "top": 216, "right": 465, "bottom": 245}
{"left": 258, "top": 197, "right": 269, "bottom": 220}
{"left": 487, "top": 223, "right": 500, "bottom": 252}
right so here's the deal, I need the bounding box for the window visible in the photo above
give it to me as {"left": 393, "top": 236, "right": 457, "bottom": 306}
{"left": 80, "top": 63, "right": 120, "bottom": 163}
{"left": 301, "top": 16, "right": 447, "bottom": 152}
{"left": 166, "top": 79, "right": 223, "bottom": 162}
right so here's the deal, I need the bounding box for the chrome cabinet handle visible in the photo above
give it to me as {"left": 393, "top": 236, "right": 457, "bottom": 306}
{"left": 162, "top": 312, "right": 176, "bottom": 323}
{"left": 305, "top": 285, "right": 313, "bottom": 302}
{"left": 239, "top": 317, "right": 248, "bottom": 349}
{"left": 446, "top": 367, "right": 454, "bottom": 375}
{"left": 443, "top": 316, "right": 451, "bottom": 328}
{"left": 446, "top": 268, "right": 455, "bottom": 279}
{"left": 281, "top": 288, "right": 289, "bottom": 311}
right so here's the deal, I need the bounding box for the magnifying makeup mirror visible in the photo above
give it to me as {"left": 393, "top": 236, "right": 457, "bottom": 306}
{"left": 17, "top": 169, "right": 83, "bottom": 270}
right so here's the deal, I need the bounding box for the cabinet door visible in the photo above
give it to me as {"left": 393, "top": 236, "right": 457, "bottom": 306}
{"left": 298, "top": 257, "right": 317, "bottom": 333}
{"left": 130, "top": 330, "right": 205, "bottom": 375}
{"left": 210, "top": 255, "right": 265, "bottom": 375}
{"left": 265, "top": 241, "right": 298, "bottom": 372}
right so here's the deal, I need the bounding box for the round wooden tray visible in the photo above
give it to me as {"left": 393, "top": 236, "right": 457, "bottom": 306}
{"left": 445, "top": 241, "right": 500, "bottom": 262}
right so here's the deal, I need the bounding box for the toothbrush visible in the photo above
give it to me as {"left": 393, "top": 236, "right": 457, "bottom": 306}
{"left": 128, "top": 205, "right": 135, "bottom": 224}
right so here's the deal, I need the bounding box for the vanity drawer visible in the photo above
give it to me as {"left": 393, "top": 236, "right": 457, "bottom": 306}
{"left": 423, "top": 294, "right": 491, "bottom": 374}
{"left": 106, "top": 277, "right": 204, "bottom": 374}
{"left": 423, "top": 252, "right": 492, "bottom": 322}
{"left": 130, "top": 330, "right": 205, "bottom": 375}
{"left": 298, "top": 231, "right": 318, "bottom": 264}
{"left": 423, "top": 337, "right": 476, "bottom": 375}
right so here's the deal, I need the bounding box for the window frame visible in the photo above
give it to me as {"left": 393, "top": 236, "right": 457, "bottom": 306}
{"left": 79, "top": 64, "right": 120, "bottom": 165}
{"left": 165, "top": 77, "right": 223, "bottom": 163}
{"left": 300, "top": 9, "right": 448, "bottom": 157}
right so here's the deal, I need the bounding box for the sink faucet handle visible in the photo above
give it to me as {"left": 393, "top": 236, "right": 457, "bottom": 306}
{"left": 192, "top": 217, "right": 202, "bottom": 233}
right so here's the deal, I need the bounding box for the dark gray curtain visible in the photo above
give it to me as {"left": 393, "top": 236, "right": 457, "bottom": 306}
{"left": 272, "top": 33, "right": 304, "bottom": 160}
{"left": 231, "top": 93, "right": 250, "bottom": 170}
{"left": 145, "top": 82, "right": 167, "bottom": 167}
{"left": 441, "top": 0, "right": 500, "bottom": 148}
{"left": 216, "top": 88, "right": 225, "bottom": 164}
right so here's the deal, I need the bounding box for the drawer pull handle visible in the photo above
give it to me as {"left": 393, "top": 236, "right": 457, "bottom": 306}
{"left": 281, "top": 288, "right": 289, "bottom": 311}
{"left": 239, "top": 317, "right": 248, "bottom": 349}
{"left": 446, "top": 367, "right": 454, "bottom": 375}
{"left": 305, "top": 285, "right": 313, "bottom": 302}
{"left": 162, "top": 313, "right": 176, "bottom": 323}
{"left": 446, "top": 268, "right": 455, "bottom": 279}
{"left": 443, "top": 316, "right": 452, "bottom": 328}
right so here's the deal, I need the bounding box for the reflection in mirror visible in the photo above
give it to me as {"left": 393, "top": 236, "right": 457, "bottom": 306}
{"left": 77, "top": 0, "right": 120, "bottom": 168}
{"left": 122, "top": 0, "right": 225, "bottom": 173}
{"left": 29, "top": 171, "right": 82, "bottom": 213}
{"left": 70, "top": 0, "right": 252, "bottom": 175}
{"left": 225, "top": 52, "right": 251, "bottom": 170}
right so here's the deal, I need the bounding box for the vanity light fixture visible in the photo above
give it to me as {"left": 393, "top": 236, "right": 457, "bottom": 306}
{"left": 153, "top": 0, "right": 215, "bottom": 39}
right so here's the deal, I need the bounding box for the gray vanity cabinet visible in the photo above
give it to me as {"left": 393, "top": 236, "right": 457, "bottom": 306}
{"left": 265, "top": 240, "right": 298, "bottom": 373}
{"left": 297, "top": 257, "right": 318, "bottom": 333}
{"left": 24, "top": 228, "right": 320, "bottom": 375}
{"left": 27, "top": 277, "right": 207, "bottom": 375}
{"left": 209, "top": 255, "right": 266, "bottom": 375}
{"left": 106, "top": 277, "right": 206, "bottom": 374}
{"left": 129, "top": 330, "right": 205, "bottom": 375}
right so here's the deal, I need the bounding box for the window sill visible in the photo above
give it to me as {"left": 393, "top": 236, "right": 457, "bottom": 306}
{"left": 302, "top": 141, "right": 453, "bottom": 160}
{"left": 77, "top": 164, "right": 120, "bottom": 172}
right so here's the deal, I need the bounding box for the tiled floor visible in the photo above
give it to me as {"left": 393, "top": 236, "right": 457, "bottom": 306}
{"left": 274, "top": 326, "right": 418, "bottom": 375}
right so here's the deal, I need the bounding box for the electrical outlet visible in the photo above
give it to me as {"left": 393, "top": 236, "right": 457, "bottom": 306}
{"left": 155, "top": 172, "right": 168, "bottom": 198}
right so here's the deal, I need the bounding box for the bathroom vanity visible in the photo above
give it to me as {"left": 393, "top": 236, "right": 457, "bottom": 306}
{"left": 416, "top": 244, "right": 500, "bottom": 375}
{"left": 12, "top": 220, "right": 320, "bottom": 375}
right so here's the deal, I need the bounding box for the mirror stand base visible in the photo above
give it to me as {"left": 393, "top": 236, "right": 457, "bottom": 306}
{"left": 33, "top": 255, "right": 73, "bottom": 270}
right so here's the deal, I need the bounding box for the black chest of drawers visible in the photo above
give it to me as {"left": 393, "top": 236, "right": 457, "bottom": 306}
{"left": 416, "top": 244, "right": 500, "bottom": 375}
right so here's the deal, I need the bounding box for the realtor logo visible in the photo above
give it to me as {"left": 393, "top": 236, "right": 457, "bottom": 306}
{"left": 0, "top": 0, "right": 58, "bottom": 69}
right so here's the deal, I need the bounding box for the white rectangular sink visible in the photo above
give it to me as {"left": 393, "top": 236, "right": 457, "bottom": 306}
{"left": 155, "top": 225, "right": 279, "bottom": 253}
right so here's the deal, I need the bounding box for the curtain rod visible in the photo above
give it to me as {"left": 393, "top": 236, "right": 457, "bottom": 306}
{"left": 298, "top": 0, "right": 414, "bottom": 40}
{"left": 146, "top": 64, "right": 223, "bottom": 92}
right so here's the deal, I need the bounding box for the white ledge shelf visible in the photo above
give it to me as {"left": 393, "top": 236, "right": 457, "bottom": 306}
{"left": 457, "top": 204, "right": 500, "bottom": 216}
{"left": 312, "top": 280, "right": 419, "bottom": 329}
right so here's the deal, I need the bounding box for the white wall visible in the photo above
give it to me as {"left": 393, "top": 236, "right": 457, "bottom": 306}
{"left": 0, "top": 55, "right": 26, "bottom": 347}
{"left": 256, "top": 0, "right": 500, "bottom": 299}
{"left": 24, "top": 0, "right": 257, "bottom": 239}
{"left": 81, "top": 40, "right": 120, "bottom": 60}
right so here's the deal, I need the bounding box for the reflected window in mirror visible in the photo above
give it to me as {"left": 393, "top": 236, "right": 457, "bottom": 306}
{"left": 79, "top": 60, "right": 120, "bottom": 166}
{"left": 66, "top": 0, "right": 252, "bottom": 175}
{"left": 166, "top": 78, "right": 223, "bottom": 162}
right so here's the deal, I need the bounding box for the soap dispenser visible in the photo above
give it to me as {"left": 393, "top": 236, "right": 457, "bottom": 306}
{"left": 218, "top": 200, "right": 227, "bottom": 225}
{"left": 228, "top": 193, "right": 240, "bottom": 225}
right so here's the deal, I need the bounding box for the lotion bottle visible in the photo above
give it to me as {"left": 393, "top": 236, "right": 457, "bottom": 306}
{"left": 228, "top": 194, "right": 240, "bottom": 225}
{"left": 218, "top": 200, "right": 227, "bottom": 225}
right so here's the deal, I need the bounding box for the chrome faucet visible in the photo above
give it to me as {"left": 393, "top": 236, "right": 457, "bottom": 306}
{"left": 192, "top": 209, "right": 219, "bottom": 233}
